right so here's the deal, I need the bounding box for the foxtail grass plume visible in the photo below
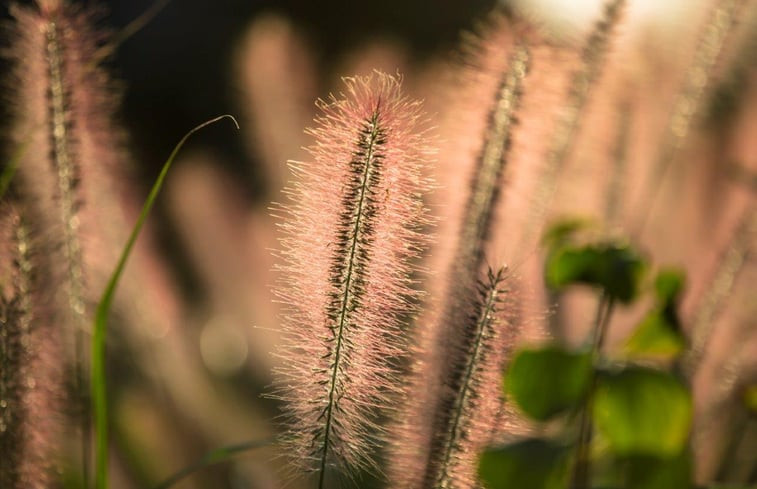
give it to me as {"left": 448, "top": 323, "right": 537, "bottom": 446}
{"left": 417, "top": 42, "right": 529, "bottom": 487}
{"left": 685, "top": 208, "right": 757, "bottom": 376}
{"left": 388, "top": 16, "right": 532, "bottom": 487}
{"left": 426, "top": 266, "right": 516, "bottom": 489}
{"left": 4, "top": 0, "right": 132, "bottom": 479}
{"left": 4, "top": 0, "right": 133, "bottom": 320}
{"left": 270, "top": 72, "right": 433, "bottom": 484}
{"left": 8, "top": 0, "right": 87, "bottom": 323}
{"left": 0, "top": 206, "right": 62, "bottom": 488}
{"left": 4, "top": 0, "right": 134, "bottom": 346}
{"left": 6, "top": 0, "right": 183, "bottom": 359}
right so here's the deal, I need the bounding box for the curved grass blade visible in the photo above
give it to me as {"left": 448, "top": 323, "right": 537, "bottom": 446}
{"left": 152, "top": 438, "right": 274, "bottom": 489}
{"left": 91, "top": 115, "right": 239, "bottom": 489}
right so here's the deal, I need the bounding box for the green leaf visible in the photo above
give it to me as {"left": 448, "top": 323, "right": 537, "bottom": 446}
{"left": 478, "top": 439, "right": 570, "bottom": 489}
{"left": 654, "top": 269, "right": 685, "bottom": 304}
{"left": 620, "top": 452, "right": 692, "bottom": 489}
{"left": 506, "top": 346, "right": 593, "bottom": 421}
{"left": 623, "top": 267, "right": 685, "bottom": 360}
{"left": 545, "top": 243, "right": 645, "bottom": 303}
{"left": 91, "top": 116, "right": 238, "bottom": 489}
{"left": 623, "top": 311, "right": 685, "bottom": 360}
{"left": 593, "top": 367, "right": 692, "bottom": 456}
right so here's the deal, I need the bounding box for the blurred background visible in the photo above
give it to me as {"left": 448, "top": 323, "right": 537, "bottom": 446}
{"left": 1, "top": 0, "right": 755, "bottom": 487}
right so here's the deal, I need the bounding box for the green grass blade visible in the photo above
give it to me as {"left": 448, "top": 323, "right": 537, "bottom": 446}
{"left": 152, "top": 438, "right": 274, "bottom": 489}
{"left": 91, "top": 115, "right": 239, "bottom": 489}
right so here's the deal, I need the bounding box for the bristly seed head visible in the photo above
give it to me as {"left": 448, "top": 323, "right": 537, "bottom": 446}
{"left": 432, "top": 266, "right": 514, "bottom": 489}
{"left": 269, "top": 72, "right": 433, "bottom": 484}
{"left": 0, "top": 206, "right": 62, "bottom": 489}
{"left": 387, "top": 21, "right": 532, "bottom": 488}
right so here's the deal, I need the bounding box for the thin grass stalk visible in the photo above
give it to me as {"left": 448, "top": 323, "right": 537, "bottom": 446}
{"left": 90, "top": 115, "right": 237, "bottom": 489}
{"left": 571, "top": 294, "right": 614, "bottom": 489}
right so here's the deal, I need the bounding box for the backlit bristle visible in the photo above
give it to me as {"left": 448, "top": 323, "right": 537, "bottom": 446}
{"left": 0, "top": 206, "right": 62, "bottom": 488}
{"left": 427, "top": 267, "right": 515, "bottom": 489}
{"left": 5, "top": 0, "right": 131, "bottom": 479}
{"left": 388, "top": 17, "right": 531, "bottom": 486}
{"left": 269, "top": 72, "right": 433, "bottom": 485}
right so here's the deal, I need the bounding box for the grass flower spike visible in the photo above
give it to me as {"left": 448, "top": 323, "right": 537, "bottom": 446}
{"left": 6, "top": 0, "right": 124, "bottom": 322}
{"left": 271, "top": 72, "right": 433, "bottom": 485}
{"left": 426, "top": 266, "right": 515, "bottom": 489}
{"left": 0, "top": 206, "right": 62, "bottom": 488}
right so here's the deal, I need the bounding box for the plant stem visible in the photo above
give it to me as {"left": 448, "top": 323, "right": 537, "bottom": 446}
{"left": 571, "top": 294, "right": 614, "bottom": 489}
{"left": 318, "top": 113, "right": 382, "bottom": 489}
{"left": 45, "top": 19, "right": 92, "bottom": 486}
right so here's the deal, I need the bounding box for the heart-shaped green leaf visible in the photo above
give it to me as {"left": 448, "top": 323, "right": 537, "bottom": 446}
{"left": 594, "top": 367, "right": 692, "bottom": 456}
{"left": 506, "top": 346, "right": 593, "bottom": 421}
{"left": 545, "top": 243, "right": 645, "bottom": 303}
{"left": 624, "top": 311, "right": 685, "bottom": 360}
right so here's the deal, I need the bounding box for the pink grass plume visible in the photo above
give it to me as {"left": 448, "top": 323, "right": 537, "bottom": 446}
{"left": 0, "top": 206, "right": 62, "bottom": 488}
{"left": 269, "top": 72, "right": 433, "bottom": 486}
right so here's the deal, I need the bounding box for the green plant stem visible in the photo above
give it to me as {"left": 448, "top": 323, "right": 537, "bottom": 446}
{"left": 90, "top": 115, "right": 238, "bottom": 489}
{"left": 152, "top": 438, "right": 273, "bottom": 489}
{"left": 571, "top": 294, "right": 614, "bottom": 489}
{"left": 592, "top": 296, "right": 614, "bottom": 354}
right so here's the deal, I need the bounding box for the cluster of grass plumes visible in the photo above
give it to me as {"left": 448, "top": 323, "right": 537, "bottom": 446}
{"left": 270, "top": 0, "right": 757, "bottom": 487}
{"left": 1, "top": 0, "right": 756, "bottom": 488}
{"left": 3, "top": 0, "right": 116, "bottom": 483}
{"left": 1, "top": 0, "right": 175, "bottom": 486}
